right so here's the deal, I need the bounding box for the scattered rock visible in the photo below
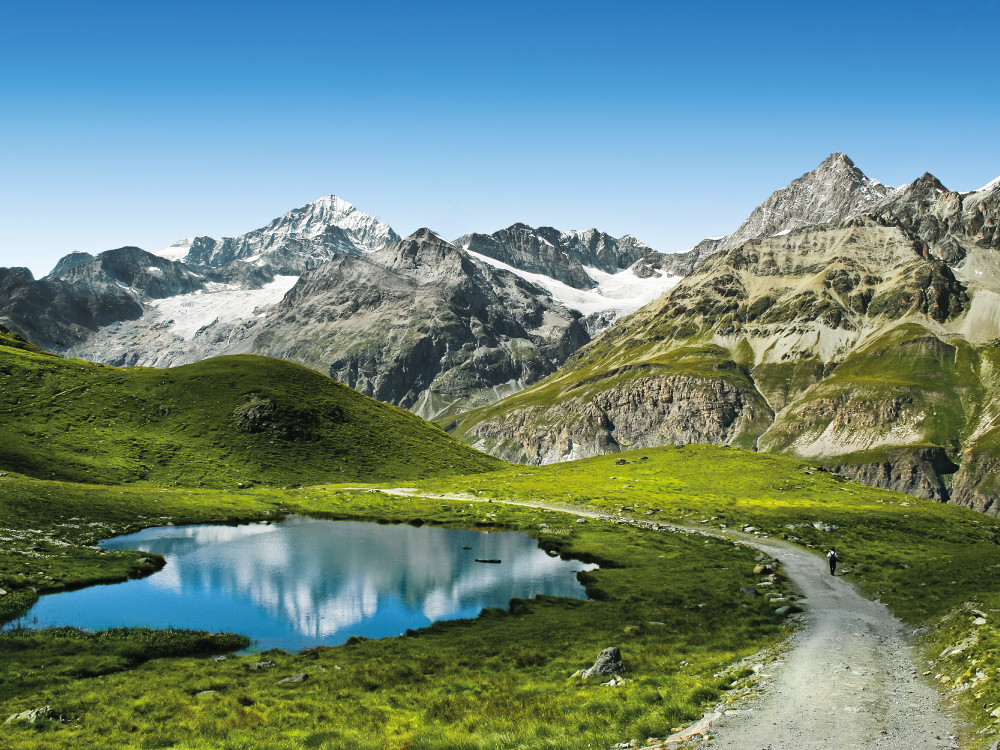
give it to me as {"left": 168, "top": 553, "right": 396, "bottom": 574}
{"left": 250, "top": 660, "right": 276, "bottom": 670}
{"left": 576, "top": 518, "right": 587, "bottom": 524}
{"left": 212, "top": 655, "right": 227, "bottom": 661}
{"left": 740, "top": 585, "right": 759, "bottom": 597}
{"left": 624, "top": 625, "right": 640, "bottom": 635}
{"left": 5, "top": 706, "right": 56, "bottom": 724}
{"left": 0, "top": 588, "right": 6, "bottom": 596}
{"left": 581, "top": 647, "right": 624, "bottom": 679}
{"left": 276, "top": 673, "right": 308, "bottom": 684}
{"left": 196, "top": 690, "right": 218, "bottom": 696}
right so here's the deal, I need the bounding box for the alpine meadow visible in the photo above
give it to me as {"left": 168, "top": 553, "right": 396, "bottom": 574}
{"left": 3, "top": 2, "right": 1000, "bottom": 747}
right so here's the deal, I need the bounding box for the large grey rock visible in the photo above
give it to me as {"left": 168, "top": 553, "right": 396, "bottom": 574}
{"left": 582, "top": 647, "right": 624, "bottom": 678}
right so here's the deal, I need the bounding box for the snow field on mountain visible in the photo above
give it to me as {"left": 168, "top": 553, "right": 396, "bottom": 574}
{"left": 465, "top": 249, "right": 681, "bottom": 318}
{"left": 148, "top": 275, "right": 299, "bottom": 340}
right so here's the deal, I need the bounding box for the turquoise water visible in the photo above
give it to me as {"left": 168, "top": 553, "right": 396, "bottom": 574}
{"left": 5, "top": 516, "right": 596, "bottom": 651}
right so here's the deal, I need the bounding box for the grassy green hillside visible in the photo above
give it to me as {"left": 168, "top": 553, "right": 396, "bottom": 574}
{"left": 3, "top": 447, "right": 1000, "bottom": 747}
{"left": 0, "top": 329, "right": 503, "bottom": 488}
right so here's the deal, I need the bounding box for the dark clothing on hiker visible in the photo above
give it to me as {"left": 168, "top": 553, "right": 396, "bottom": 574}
{"left": 827, "top": 550, "right": 838, "bottom": 575}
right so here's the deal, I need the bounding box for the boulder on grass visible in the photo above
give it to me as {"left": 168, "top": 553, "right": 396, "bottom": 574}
{"left": 581, "top": 647, "right": 624, "bottom": 679}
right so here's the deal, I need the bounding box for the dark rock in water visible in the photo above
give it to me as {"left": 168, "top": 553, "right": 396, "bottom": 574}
{"left": 276, "top": 673, "right": 308, "bottom": 684}
{"left": 740, "top": 585, "right": 759, "bottom": 597}
{"left": 475, "top": 558, "right": 502, "bottom": 564}
{"left": 582, "top": 647, "right": 624, "bottom": 678}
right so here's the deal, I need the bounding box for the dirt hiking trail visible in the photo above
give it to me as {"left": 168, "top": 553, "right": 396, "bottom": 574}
{"left": 705, "top": 536, "right": 960, "bottom": 750}
{"left": 374, "top": 489, "right": 961, "bottom": 749}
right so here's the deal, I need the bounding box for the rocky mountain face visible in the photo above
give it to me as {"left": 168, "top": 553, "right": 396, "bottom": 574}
{"left": 454, "top": 224, "right": 656, "bottom": 289}
{"left": 161, "top": 195, "right": 400, "bottom": 274}
{"left": 659, "top": 153, "right": 893, "bottom": 276}
{"left": 250, "top": 229, "right": 589, "bottom": 417}
{"left": 448, "top": 165, "right": 1000, "bottom": 515}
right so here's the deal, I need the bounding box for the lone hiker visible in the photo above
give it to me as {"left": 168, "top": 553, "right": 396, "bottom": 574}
{"left": 827, "top": 548, "right": 839, "bottom": 576}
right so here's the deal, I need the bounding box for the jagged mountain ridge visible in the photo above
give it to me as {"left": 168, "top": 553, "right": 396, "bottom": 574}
{"left": 454, "top": 224, "right": 657, "bottom": 290}
{"left": 5, "top": 153, "right": 985, "bottom": 454}
{"left": 159, "top": 195, "right": 401, "bottom": 275}
{"left": 447, "top": 168, "right": 1000, "bottom": 514}
{"left": 250, "top": 229, "right": 590, "bottom": 417}
{"left": 659, "top": 153, "right": 894, "bottom": 276}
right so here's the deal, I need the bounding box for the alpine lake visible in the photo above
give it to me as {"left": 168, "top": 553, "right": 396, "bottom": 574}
{"left": 3, "top": 515, "right": 597, "bottom": 652}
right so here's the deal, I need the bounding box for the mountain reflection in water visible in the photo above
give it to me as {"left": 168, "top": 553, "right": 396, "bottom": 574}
{"left": 6, "top": 516, "right": 597, "bottom": 651}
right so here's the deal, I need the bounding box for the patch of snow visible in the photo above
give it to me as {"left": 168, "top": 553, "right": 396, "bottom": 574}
{"left": 974, "top": 175, "right": 1000, "bottom": 194}
{"left": 771, "top": 228, "right": 792, "bottom": 237}
{"left": 156, "top": 239, "right": 195, "bottom": 262}
{"left": 149, "top": 275, "right": 299, "bottom": 341}
{"left": 241, "top": 253, "right": 263, "bottom": 264}
{"left": 146, "top": 266, "right": 164, "bottom": 275}
{"left": 465, "top": 250, "right": 681, "bottom": 318}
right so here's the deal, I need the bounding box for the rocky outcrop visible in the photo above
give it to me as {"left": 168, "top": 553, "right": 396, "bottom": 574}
{"left": 461, "top": 371, "right": 772, "bottom": 464}
{"left": 827, "top": 448, "right": 959, "bottom": 503}
{"left": 951, "top": 449, "right": 1000, "bottom": 515}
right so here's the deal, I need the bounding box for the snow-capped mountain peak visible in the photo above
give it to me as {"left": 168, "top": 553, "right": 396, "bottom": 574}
{"left": 156, "top": 195, "right": 400, "bottom": 274}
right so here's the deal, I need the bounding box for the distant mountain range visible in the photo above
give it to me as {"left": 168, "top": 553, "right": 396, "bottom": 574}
{"left": 3, "top": 153, "right": 1000, "bottom": 512}
{"left": 0, "top": 195, "right": 684, "bottom": 418}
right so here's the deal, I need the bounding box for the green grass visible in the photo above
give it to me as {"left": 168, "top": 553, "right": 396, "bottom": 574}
{"left": 4, "top": 329, "right": 1000, "bottom": 746}
{"left": 0, "top": 472, "right": 791, "bottom": 750}
{"left": 4, "top": 445, "right": 1000, "bottom": 746}
{"left": 0, "top": 340, "right": 503, "bottom": 488}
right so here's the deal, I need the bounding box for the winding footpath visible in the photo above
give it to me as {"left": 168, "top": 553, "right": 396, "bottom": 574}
{"left": 704, "top": 536, "right": 960, "bottom": 750}
{"left": 376, "top": 489, "right": 961, "bottom": 749}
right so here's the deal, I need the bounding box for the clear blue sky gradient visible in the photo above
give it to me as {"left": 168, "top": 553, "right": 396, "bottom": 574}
{"left": 2, "top": 0, "right": 998, "bottom": 277}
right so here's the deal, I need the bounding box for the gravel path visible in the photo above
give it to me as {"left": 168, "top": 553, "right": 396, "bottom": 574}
{"left": 705, "top": 537, "right": 960, "bottom": 750}
{"left": 373, "top": 489, "right": 962, "bottom": 748}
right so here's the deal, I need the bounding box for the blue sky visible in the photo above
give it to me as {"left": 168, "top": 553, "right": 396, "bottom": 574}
{"left": 2, "top": 0, "right": 998, "bottom": 277}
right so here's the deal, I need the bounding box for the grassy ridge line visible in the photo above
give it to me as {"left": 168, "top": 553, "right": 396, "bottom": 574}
{"left": 0, "top": 341, "right": 503, "bottom": 488}
{"left": 0, "top": 474, "right": 791, "bottom": 749}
